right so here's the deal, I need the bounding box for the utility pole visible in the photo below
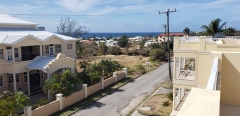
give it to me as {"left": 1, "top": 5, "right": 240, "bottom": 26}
{"left": 162, "top": 24, "right": 167, "bottom": 50}
{"left": 159, "top": 8, "right": 177, "bottom": 82}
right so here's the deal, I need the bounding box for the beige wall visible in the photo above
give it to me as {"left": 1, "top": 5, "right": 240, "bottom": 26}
{"left": 179, "top": 42, "right": 199, "bottom": 50}
{"left": 88, "top": 82, "right": 101, "bottom": 96}
{"left": 221, "top": 53, "right": 240, "bottom": 105}
{"left": 117, "top": 72, "right": 125, "bottom": 81}
{"left": 32, "top": 100, "right": 59, "bottom": 116}
{"left": 197, "top": 54, "right": 213, "bottom": 87}
{"left": 104, "top": 77, "right": 115, "bottom": 87}
{"left": 13, "top": 37, "right": 41, "bottom": 47}
{"left": 63, "top": 90, "right": 84, "bottom": 108}
{"left": 43, "top": 37, "right": 63, "bottom": 45}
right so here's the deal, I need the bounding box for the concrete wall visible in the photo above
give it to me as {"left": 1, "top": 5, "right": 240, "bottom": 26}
{"left": 179, "top": 42, "right": 199, "bottom": 50}
{"left": 104, "top": 77, "right": 115, "bottom": 87}
{"left": 221, "top": 53, "right": 240, "bottom": 105}
{"left": 88, "top": 82, "right": 101, "bottom": 96}
{"left": 32, "top": 100, "right": 59, "bottom": 116}
{"left": 63, "top": 90, "right": 84, "bottom": 108}
{"left": 117, "top": 71, "right": 125, "bottom": 80}
{"left": 197, "top": 54, "right": 213, "bottom": 87}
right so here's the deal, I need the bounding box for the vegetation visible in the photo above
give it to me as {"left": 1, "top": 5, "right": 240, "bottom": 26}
{"left": 117, "top": 35, "right": 129, "bottom": 47}
{"left": 98, "top": 42, "right": 108, "bottom": 55}
{"left": 57, "top": 17, "right": 88, "bottom": 38}
{"left": 0, "top": 91, "right": 29, "bottom": 116}
{"left": 106, "top": 46, "right": 122, "bottom": 55}
{"left": 201, "top": 18, "right": 226, "bottom": 36}
{"left": 33, "top": 98, "right": 49, "bottom": 108}
{"left": 223, "top": 27, "right": 236, "bottom": 36}
{"left": 43, "top": 69, "right": 81, "bottom": 99}
{"left": 135, "top": 64, "right": 146, "bottom": 75}
{"left": 183, "top": 27, "right": 190, "bottom": 35}
{"left": 162, "top": 100, "right": 170, "bottom": 107}
{"left": 149, "top": 48, "right": 166, "bottom": 61}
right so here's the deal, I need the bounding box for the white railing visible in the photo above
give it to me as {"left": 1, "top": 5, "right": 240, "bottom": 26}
{"left": 175, "top": 88, "right": 186, "bottom": 109}
{"left": 179, "top": 36, "right": 240, "bottom": 42}
{"left": 206, "top": 57, "right": 218, "bottom": 90}
{"left": 176, "top": 60, "right": 195, "bottom": 80}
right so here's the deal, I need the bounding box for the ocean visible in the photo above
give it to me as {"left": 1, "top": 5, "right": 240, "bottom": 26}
{"left": 82, "top": 32, "right": 163, "bottom": 39}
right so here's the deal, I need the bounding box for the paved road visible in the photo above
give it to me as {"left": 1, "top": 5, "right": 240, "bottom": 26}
{"left": 72, "top": 63, "right": 170, "bottom": 116}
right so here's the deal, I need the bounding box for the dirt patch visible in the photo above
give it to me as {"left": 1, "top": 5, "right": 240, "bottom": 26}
{"left": 137, "top": 94, "right": 172, "bottom": 116}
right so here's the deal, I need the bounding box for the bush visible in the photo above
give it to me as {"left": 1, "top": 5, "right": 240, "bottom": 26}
{"left": 162, "top": 100, "right": 170, "bottom": 107}
{"left": 127, "top": 49, "right": 139, "bottom": 56}
{"left": 167, "top": 92, "right": 173, "bottom": 101}
{"left": 107, "top": 46, "right": 122, "bottom": 55}
{"left": 33, "top": 98, "right": 49, "bottom": 108}
{"left": 135, "top": 64, "right": 146, "bottom": 74}
{"left": 149, "top": 48, "right": 166, "bottom": 61}
{"left": 117, "top": 35, "right": 129, "bottom": 47}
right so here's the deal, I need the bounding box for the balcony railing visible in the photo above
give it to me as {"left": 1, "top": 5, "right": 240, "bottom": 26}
{"left": 206, "top": 57, "right": 219, "bottom": 90}
{"left": 176, "top": 60, "right": 195, "bottom": 80}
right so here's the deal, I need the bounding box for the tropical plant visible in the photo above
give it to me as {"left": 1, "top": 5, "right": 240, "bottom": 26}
{"left": 183, "top": 27, "right": 190, "bottom": 35}
{"left": 117, "top": 35, "right": 129, "bottom": 47}
{"left": 201, "top": 18, "right": 226, "bottom": 36}
{"left": 43, "top": 69, "right": 81, "bottom": 98}
{"left": 33, "top": 98, "right": 48, "bottom": 108}
{"left": 0, "top": 91, "right": 29, "bottom": 116}
{"left": 223, "top": 27, "right": 236, "bottom": 36}
{"left": 98, "top": 59, "right": 121, "bottom": 77}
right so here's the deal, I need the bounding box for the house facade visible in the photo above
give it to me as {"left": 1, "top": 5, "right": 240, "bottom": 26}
{"left": 171, "top": 36, "right": 240, "bottom": 116}
{"left": 0, "top": 14, "right": 77, "bottom": 96}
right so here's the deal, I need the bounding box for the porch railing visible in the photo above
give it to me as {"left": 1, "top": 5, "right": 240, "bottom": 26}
{"left": 206, "top": 57, "right": 218, "bottom": 90}
{"left": 176, "top": 60, "right": 195, "bottom": 80}
{"left": 175, "top": 88, "right": 185, "bottom": 109}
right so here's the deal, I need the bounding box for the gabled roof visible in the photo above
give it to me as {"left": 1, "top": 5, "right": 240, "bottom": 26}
{"left": 26, "top": 56, "right": 56, "bottom": 71}
{"left": 2, "top": 34, "right": 42, "bottom": 45}
{"left": 0, "top": 13, "right": 37, "bottom": 25}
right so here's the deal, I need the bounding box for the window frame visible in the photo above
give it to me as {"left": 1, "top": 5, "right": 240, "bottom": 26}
{"left": 45, "top": 45, "right": 49, "bottom": 55}
{"left": 24, "top": 72, "right": 28, "bottom": 83}
{"left": 67, "top": 44, "right": 72, "bottom": 50}
{"left": 14, "top": 48, "right": 19, "bottom": 58}
{"left": 0, "top": 49, "right": 3, "bottom": 59}
{"left": 0, "top": 76, "right": 3, "bottom": 87}
{"left": 55, "top": 44, "right": 62, "bottom": 53}
{"left": 16, "top": 74, "right": 19, "bottom": 83}
{"left": 8, "top": 74, "right": 13, "bottom": 83}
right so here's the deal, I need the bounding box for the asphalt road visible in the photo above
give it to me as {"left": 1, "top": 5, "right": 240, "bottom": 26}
{"left": 72, "top": 62, "right": 170, "bottom": 116}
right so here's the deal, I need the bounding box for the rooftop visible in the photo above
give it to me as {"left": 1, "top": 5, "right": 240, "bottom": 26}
{"left": 0, "top": 13, "right": 37, "bottom": 25}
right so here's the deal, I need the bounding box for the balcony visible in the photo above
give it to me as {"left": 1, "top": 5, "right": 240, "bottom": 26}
{"left": 176, "top": 59, "right": 195, "bottom": 81}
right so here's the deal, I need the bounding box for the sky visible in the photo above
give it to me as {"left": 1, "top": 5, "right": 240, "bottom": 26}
{"left": 0, "top": 0, "right": 240, "bottom": 33}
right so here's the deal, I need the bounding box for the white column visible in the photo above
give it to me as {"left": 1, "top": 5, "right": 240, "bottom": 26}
{"left": 179, "top": 57, "right": 181, "bottom": 69}
{"left": 183, "top": 57, "right": 186, "bottom": 63}
{"left": 101, "top": 77, "right": 104, "bottom": 89}
{"left": 12, "top": 47, "right": 15, "bottom": 63}
{"left": 40, "top": 44, "right": 42, "bottom": 56}
{"left": 48, "top": 73, "right": 51, "bottom": 100}
{"left": 82, "top": 84, "right": 88, "bottom": 98}
{"left": 173, "top": 87, "right": 176, "bottom": 110}
{"left": 122, "top": 68, "right": 127, "bottom": 78}
{"left": 24, "top": 106, "right": 32, "bottom": 116}
{"left": 173, "top": 57, "right": 176, "bottom": 80}
{"left": 27, "top": 70, "right": 30, "bottom": 95}
{"left": 113, "top": 72, "right": 117, "bottom": 82}
{"left": 179, "top": 88, "right": 182, "bottom": 100}
{"left": 13, "top": 73, "right": 17, "bottom": 91}
{"left": 56, "top": 94, "right": 63, "bottom": 110}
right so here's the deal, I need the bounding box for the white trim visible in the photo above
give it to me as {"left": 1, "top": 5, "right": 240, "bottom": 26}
{"left": 43, "top": 34, "right": 66, "bottom": 42}
{"left": 174, "top": 50, "right": 199, "bottom": 53}
{"left": 11, "top": 34, "right": 42, "bottom": 45}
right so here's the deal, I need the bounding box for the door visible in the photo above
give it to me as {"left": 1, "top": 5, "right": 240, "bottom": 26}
{"left": 30, "top": 73, "right": 40, "bottom": 88}
{"left": 49, "top": 46, "right": 54, "bottom": 56}
{"left": 6, "top": 50, "right": 12, "bottom": 61}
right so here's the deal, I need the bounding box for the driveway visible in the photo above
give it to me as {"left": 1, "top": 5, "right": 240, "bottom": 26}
{"left": 72, "top": 62, "right": 170, "bottom": 116}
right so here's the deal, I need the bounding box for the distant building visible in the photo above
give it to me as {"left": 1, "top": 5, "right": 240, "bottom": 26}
{"left": 158, "top": 32, "right": 185, "bottom": 42}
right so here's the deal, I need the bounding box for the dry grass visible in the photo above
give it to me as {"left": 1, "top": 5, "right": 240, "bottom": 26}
{"left": 137, "top": 94, "right": 172, "bottom": 116}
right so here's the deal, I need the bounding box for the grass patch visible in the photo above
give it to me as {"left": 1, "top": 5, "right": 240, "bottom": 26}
{"left": 51, "top": 77, "right": 132, "bottom": 116}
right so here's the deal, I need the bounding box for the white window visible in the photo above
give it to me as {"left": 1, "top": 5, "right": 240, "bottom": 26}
{"left": 14, "top": 48, "right": 19, "bottom": 58}
{"left": 6, "top": 47, "right": 12, "bottom": 61}
{"left": 67, "top": 44, "right": 72, "bottom": 49}
{"left": 55, "top": 44, "right": 62, "bottom": 53}
{"left": 45, "top": 46, "right": 49, "bottom": 54}
{"left": 16, "top": 74, "right": 19, "bottom": 82}
{"left": 0, "top": 76, "right": 3, "bottom": 86}
{"left": 24, "top": 72, "right": 27, "bottom": 82}
{"left": 8, "top": 74, "right": 13, "bottom": 83}
{"left": 0, "top": 49, "right": 3, "bottom": 59}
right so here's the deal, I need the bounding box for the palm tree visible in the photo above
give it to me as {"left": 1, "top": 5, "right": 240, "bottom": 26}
{"left": 201, "top": 18, "right": 226, "bottom": 36}
{"left": 183, "top": 27, "right": 190, "bottom": 35}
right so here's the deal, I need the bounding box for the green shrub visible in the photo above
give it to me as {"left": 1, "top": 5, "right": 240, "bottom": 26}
{"left": 162, "top": 100, "right": 170, "bottom": 107}
{"left": 135, "top": 64, "right": 146, "bottom": 74}
{"left": 34, "top": 98, "right": 49, "bottom": 108}
{"left": 149, "top": 48, "right": 166, "bottom": 61}
{"left": 167, "top": 92, "right": 173, "bottom": 101}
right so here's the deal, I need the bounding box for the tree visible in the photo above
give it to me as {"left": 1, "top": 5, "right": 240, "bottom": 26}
{"left": 76, "top": 41, "right": 85, "bottom": 58}
{"left": 0, "top": 91, "right": 29, "bottom": 116}
{"left": 98, "top": 42, "right": 108, "bottom": 55}
{"left": 117, "top": 35, "right": 129, "bottom": 47}
{"left": 150, "top": 43, "right": 162, "bottom": 49}
{"left": 84, "top": 62, "right": 99, "bottom": 85}
{"left": 149, "top": 48, "right": 167, "bottom": 61}
{"left": 223, "top": 27, "right": 236, "bottom": 36}
{"left": 57, "top": 17, "right": 88, "bottom": 38}
{"left": 201, "top": 18, "right": 226, "bottom": 36}
{"left": 183, "top": 27, "right": 190, "bottom": 35}
{"left": 107, "top": 46, "right": 122, "bottom": 55}
{"left": 43, "top": 69, "right": 81, "bottom": 98}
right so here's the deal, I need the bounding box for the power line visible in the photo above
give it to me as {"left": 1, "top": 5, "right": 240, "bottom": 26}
{"left": 159, "top": 8, "right": 177, "bottom": 82}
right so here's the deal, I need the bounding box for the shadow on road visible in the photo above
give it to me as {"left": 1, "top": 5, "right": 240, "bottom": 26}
{"left": 83, "top": 101, "right": 106, "bottom": 110}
